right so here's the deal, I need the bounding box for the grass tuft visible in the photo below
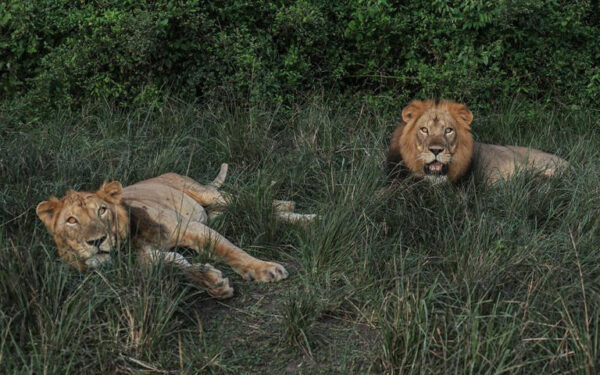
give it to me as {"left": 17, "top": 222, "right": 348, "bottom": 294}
{"left": 1, "top": 98, "right": 598, "bottom": 373}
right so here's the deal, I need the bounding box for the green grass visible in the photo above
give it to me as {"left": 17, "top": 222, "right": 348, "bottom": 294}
{"left": 1, "top": 97, "right": 599, "bottom": 374}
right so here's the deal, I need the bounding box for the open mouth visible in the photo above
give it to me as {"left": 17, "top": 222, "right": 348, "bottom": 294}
{"left": 424, "top": 161, "right": 448, "bottom": 175}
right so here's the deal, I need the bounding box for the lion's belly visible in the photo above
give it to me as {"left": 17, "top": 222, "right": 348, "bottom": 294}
{"left": 122, "top": 182, "right": 209, "bottom": 225}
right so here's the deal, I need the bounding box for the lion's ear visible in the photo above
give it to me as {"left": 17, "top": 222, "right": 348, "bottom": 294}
{"left": 97, "top": 181, "right": 123, "bottom": 204}
{"left": 448, "top": 102, "right": 473, "bottom": 128}
{"left": 402, "top": 100, "right": 427, "bottom": 123}
{"left": 36, "top": 197, "right": 61, "bottom": 230}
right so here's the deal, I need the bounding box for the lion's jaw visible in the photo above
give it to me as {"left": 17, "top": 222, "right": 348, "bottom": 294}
{"left": 400, "top": 100, "right": 474, "bottom": 183}
{"left": 37, "top": 182, "right": 129, "bottom": 271}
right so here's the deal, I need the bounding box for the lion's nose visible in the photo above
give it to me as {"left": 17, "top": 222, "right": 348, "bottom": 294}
{"left": 87, "top": 236, "right": 107, "bottom": 248}
{"left": 429, "top": 147, "right": 443, "bottom": 156}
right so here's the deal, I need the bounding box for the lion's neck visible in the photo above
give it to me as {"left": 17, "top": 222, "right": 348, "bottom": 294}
{"left": 114, "top": 202, "right": 131, "bottom": 241}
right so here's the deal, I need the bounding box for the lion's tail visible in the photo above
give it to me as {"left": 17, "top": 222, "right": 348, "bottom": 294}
{"left": 210, "top": 163, "right": 228, "bottom": 188}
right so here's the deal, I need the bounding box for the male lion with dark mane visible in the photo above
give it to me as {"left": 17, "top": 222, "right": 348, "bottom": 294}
{"left": 36, "top": 164, "right": 315, "bottom": 299}
{"left": 386, "top": 99, "right": 567, "bottom": 185}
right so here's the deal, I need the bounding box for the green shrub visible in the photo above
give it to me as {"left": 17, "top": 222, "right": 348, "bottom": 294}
{"left": 1, "top": 0, "right": 598, "bottom": 109}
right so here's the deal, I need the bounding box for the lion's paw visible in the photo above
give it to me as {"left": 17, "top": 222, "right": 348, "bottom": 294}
{"left": 198, "top": 263, "right": 234, "bottom": 299}
{"left": 240, "top": 261, "right": 289, "bottom": 283}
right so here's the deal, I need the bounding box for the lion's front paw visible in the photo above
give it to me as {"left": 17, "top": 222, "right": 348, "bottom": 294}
{"left": 240, "top": 261, "right": 289, "bottom": 282}
{"left": 196, "top": 263, "right": 234, "bottom": 299}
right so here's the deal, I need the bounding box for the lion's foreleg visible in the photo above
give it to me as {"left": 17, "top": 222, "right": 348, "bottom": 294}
{"left": 139, "top": 246, "right": 234, "bottom": 299}
{"left": 174, "top": 223, "right": 289, "bottom": 283}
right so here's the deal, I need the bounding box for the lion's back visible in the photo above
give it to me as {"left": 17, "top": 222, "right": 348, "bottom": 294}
{"left": 473, "top": 142, "right": 568, "bottom": 184}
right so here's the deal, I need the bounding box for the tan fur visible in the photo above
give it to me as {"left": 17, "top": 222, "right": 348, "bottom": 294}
{"left": 473, "top": 142, "right": 568, "bottom": 184}
{"left": 386, "top": 99, "right": 567, "bottom": 184}
{"left": 37, "top": 164, "right": 316, "bottom": 299}
{"left": 36, "top": 183, "right": 129, "bottom": 272}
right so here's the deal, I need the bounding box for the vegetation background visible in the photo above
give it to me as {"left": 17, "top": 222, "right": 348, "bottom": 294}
{"left": 1, "top": 0, "right": 599, "bottom": 373}
{"left": 2, "top": 0, "right": 599, "bottom": 109}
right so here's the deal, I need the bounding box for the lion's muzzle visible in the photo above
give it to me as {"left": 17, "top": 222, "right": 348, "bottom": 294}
{"left": 86, "top": 235, "right": 107, "bottom": 248}
{"left": 83, "top": 234, "right": 115, "bottom": 268}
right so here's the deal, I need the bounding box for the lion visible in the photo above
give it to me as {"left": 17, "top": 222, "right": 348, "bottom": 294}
{"left": 36, "top": 164, "right": 315, "bottom": 299}
{"left": 386, "top": 99, "right": 567, "bottom": 185}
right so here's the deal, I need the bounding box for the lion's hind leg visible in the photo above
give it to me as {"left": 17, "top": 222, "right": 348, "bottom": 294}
{"left": 205, "top": 196, "right": 317, "bottom": 223}
{"left": 186, "top": 164, "right": 318, "bottom": 223}
{"left": 154, "top": 164, "right": 230, "bottom": 210}
{"left": 275, "top": 211, "right": 317, "bottom": 223}
{"left": 273, "top": 200, "right": 295, "bottom": 212}
{"left": 272, "top": 199, "right": 317, "bottom": 223}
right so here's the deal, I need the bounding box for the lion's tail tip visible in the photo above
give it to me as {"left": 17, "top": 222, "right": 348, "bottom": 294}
{"left": 211, "top": 163, "right": 228, "bottom": 188}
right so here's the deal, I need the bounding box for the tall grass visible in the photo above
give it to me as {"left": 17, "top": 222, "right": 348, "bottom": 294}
{"left": 0, "top": 98, "right": 598, "bottom": 373}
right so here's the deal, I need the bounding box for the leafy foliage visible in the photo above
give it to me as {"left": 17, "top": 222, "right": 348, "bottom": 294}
{"left": 1, "top": 0, "right": 599, "bottom": 108}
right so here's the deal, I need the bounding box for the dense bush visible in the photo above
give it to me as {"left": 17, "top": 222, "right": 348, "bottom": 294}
{"left": 1, "top": 0, "right": 599, "bottom": 108}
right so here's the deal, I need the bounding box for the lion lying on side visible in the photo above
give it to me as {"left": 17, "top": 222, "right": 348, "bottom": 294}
{"left": 36, "top": 164, "right": 315, "bottom": 299}
{"left": 386, "top": 99, "right": 567, "bottom": 185}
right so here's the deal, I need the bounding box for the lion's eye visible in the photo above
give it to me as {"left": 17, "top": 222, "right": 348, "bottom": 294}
{"left": 420, "top": 127, "right": 429, "bottom": 134}
{"left": 66, "top": 217, "right": 78, "bottom": 224}
{"left": 445, "top": 128, "right": 454, "bottom": 134}
{"left": 98, "top": 206, "right": 107, "bottom": 215}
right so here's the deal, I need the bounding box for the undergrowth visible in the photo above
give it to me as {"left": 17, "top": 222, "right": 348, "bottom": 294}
{"left": 0, "top": 97, "right": 598, "bottom": 373}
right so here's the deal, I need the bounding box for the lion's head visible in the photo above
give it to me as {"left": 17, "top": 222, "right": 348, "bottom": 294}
{"left": 36, "top": 182, "right": 129, "bottom": 271}
{"left": 387, "top": 99, "right": 474, "bottom": 183}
